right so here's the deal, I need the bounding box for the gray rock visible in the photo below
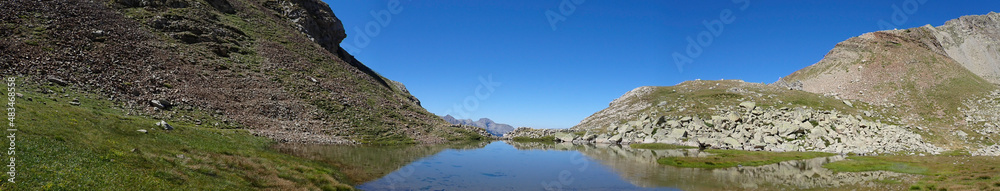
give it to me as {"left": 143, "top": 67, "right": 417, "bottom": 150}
{"left": 843, "top": 100, "right": 853, "bottom": 107}
{"left": 156, "top": 120, "right": 174, "bottom": 130}
{"left": 764, "top": 136, "right": 779, "bottom": 144}
{"left": 739, "top": 101, "right": 756, "bottom": 110}
{"left": 666, "top": 120, "right": 681, "bottom": 128}
{"left": 722, "top": 137, "right": 740, "bottom": 148}
{"left": 618, "top": 124, "right": 634, "bottom": 134}
{"left": 668, "top": 128, "right": 688, "bottom": 138}
{"left": 609, "top": 134, "right": 623, "bottom": 143}
{"left": 137, "top": 129, "right": 148, "bottom": 133}
{"left": 554, "top": 132, "right": 575, "bottom": 142}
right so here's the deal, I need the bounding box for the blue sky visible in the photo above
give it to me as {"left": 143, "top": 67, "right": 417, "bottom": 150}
{"left": 324, "top": 0, "right": 1000, "bottom": 129}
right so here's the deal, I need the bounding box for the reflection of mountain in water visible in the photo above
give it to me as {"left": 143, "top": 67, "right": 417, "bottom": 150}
{"left": 505, "top": 141, "right": 918, "bottom": 190}
{"left": 274, "top": 141, "right": 490, "bottom": 184}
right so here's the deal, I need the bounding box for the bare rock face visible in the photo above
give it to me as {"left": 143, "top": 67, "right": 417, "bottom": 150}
{"left": 263, "top": 0, "right": 347, "bottom": 51}
{"left": 929, "top": 12, "right": 1000, "bottom": 84}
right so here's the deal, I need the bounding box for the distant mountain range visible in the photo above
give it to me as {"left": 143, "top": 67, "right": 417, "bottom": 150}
{"left": 441, "top": 115, "right": 516, "bottom": 137}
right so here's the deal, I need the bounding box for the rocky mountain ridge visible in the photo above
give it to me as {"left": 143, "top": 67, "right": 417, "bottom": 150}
{"left": 0, "top": 0, "right": 487, "bottom": 144}
{"left": 441, "top": 115, "right": 515, "bottom": 137}
{"left": 548, "top": 12, "right": 1000, "bottom": 156}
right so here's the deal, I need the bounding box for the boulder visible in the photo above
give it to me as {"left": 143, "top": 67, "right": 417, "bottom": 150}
{"left": 668, "top": 128, "right": 688, "bottom": 138}
{"left": 618, "top": 124, "right": 634, "bottom": 134}
{"left": 722, "top": 137, "right": 740, "bottom": 148}
{"left": 666, "top": 120, "right": 681, "bottom": 128}
{"left": 554, "top": 132, "right": 575, "bottom": 142}
{"left": 763, "top": 136, "right": 779, "bottom": 144}
{"left": 156, "top": 120, "right": 174, "bottom": 130}
{"left": 739, "top": 101, "right": 756, "bottom": 110}
{"left": 609, "top": 134, "right": 623, "bottom": 143}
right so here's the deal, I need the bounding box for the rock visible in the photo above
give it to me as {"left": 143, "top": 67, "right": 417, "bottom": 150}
{"left": 554, "top": 132, "right": 575, "bottom": 142}
{"left": 764, "top": 136, "right": 779, "bottom": 144}
{"left": 666, "top": 120, "right": 680, "bottom": 128}
{"left": 739, "top": 101, "right": 756, "bottom": 110}
{"left": 150, "top": 100, "right": 171, "bottom": 109}
{"left": 727, "top": 113, "right": 740, "bottom": 122}
{"left": 655, "top": 116, "right": 668, "bottom": 126}
{"left": 46, "top": 76, "right": 68, "bottom": 86}
{"left": 843, "top": 100, "right": 853, "bottom": 107}
{"left": 618, "top": 124, "right": 634, "bottom": 134}
{"left": 609, "top": 134, "right": 623, "bottom": 143}
{"left": 642, "top": 137, "right": 656, "bottom": 143}
{"left": 137, "top": 129, "right": 148, "bottom": 133}
{"left": 69, "top": 98, "right": 80, "bottom": 106}
{"left": 156, "top": 120, "right": 174, "bottom": 130}
{"left": 642, "top": 126, "right": 655, "bottom": 135}
{"left": 595, "top": 134, "right": 609, "bottom": 143}
{"left": 722, "top": 137, "right": 740, "bottom": 148}
{"left": 668, "top": 128, "right": 688, "bottom": 138}
{"left": 680, "top": 116, "right": 692, "bottom": 122}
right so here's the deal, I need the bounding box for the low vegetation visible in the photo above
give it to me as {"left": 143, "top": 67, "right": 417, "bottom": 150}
{"left": 510, "top": 136, "right": 556, "bottom": 143}
{"left": 657, "top": 149, "right": 835, "bottom": 169}
{"left": 629, "top": 143, "right": 695, "bottom": 150}
{"left": 824, "top": 155, "right": 1000, "bottom": 190}
{"left": 0, "top": 82, "right": 353, "bottom": 190}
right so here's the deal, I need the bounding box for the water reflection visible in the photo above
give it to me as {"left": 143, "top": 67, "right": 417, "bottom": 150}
{"left": 282, "top": 141, "right": 917, "bottom": 190}
{"left": 508, "top": 141, "right": 918, "bottom": 190}
{"left": 274, "top": 141, "right": 491, "bottom": 184}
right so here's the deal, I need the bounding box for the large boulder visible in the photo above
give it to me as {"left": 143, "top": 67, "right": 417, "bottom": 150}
{"left": 554, "top": 132, "right": 576, "bottom": 142}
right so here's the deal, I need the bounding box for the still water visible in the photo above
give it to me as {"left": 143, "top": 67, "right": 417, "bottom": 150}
{"left": 277, "top": 141, "right": 916, "bottom": 190}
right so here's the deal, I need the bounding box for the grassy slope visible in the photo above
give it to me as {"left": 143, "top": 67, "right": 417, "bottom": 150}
{"left": 595, "top": 80, "right": 873, "bottom": 129}
{"left": 0, "top": 81, "right": 353, "bottom": 190}
{"left": 782, "top": 28, "right": 999, "bottom": 146}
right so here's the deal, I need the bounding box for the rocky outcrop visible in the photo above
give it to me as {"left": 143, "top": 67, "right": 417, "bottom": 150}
{"left": 930, "top": 12, "right": 1000, "bottom": 84}
{"left": 442, "top": 115, "right": 515, "bottom": 137}
{"left": 502, "top": 127, "right": 577, "bottom": 140}
{"left": 0, "top": 0, "right": 474, "bottom": 144}
{"left": 529, "top": 101, "right": 943, "bottom": 155}
{"left": 573, "top": 86, "right": 656, "bottom": 130}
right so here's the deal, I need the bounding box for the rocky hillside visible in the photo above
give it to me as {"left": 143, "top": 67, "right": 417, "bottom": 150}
{"left": 782, "top": 12, "right": 1000, "bottom": 148}
{"left": 441, "top": 115, "right": 515, "bottom": 136}
{"left": 0, "top": 0, "right": 487, "bottom": 144}
{"left": 562, "top": 13, "right": 1000, "bottom": 155}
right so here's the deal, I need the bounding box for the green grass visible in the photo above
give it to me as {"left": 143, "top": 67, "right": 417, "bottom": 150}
{"left": 511, "top": 136, "right": 556, "bottom": 143}
{"left": 823, "top": 155, "right": 1000, "bottom": 190}
{"left": 629, "top": 143, "right": 695, "bottom": 150}
{"left": 656, "top": 149, "right": 835, "bottom": 168}
{"left": 823, "top": 156, "right": 930, "bottom": 175}
{"left": 0, "top": 82, "right": 354, "bottom": 190}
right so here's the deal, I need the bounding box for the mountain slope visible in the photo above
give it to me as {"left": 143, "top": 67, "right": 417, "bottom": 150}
{"left": 441, "top": 115, "right": 516, "bottom": 137}
{"left": 567, "top": 13, "right": 1000, "bottom": 154}
{"left": 0, "top": 0, "right": 485, "bottom": 144}
{"left": 781, "top": 14, "right": 1000, "bottom": 146}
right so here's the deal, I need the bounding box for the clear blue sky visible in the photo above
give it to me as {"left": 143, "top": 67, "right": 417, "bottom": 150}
{"left": 323, "top": 0, "right": 999, "bottom": 129}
